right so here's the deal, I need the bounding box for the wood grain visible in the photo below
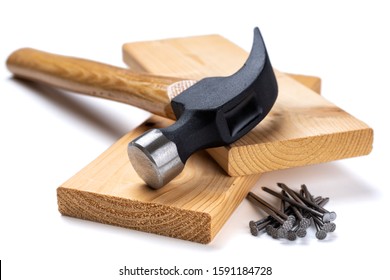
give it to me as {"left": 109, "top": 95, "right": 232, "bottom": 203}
{"left": 57, "top": 115, "right": 260, "bottom": 243}
{"left": 123, "top": 34, "right": 373, "bottom": 176}
{"left": 286, "top": 73, "right": 322, "bottom": 94}
{"left": 6, "top": 48, "right": 180, "bottom": 119}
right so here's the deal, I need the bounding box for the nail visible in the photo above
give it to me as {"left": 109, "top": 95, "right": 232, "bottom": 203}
{"left": 249, "top": 216, "right": 272, "bottom": 236}
{"left": 265, "top": 220, "right": 285, "bottom": 239}
{"left": 301, "top": 187, "right": 335, "bottom": 227}
{"left": 247, "top": 192, "right": 295, "bottom": 230}
{"left": 286, "top": 230, "right": 297, "bottom": 241}
{"left": 248, "top": 192, "right": 289, "bottom": 220}
{"left": 250, "top": 194, "right": 291, "bottom": 238}
{"left": 300, "top": 184, "right": 337, "bottom": 222}
{"left": 281, "top": 189, "right": 311, "bottom": 229}
{"left": 277, "top": 183, "right": 306, "bottom": 205}
{"left": 313, "top": 218, "right": 327, "bottom": 240}
{"left": 302, "top": 185, "right": 336, "bottom": 235}
{"left": 295, "top": 227, "right": 307, "bottom": 238}
{"left": 311, "top": 214, "right": 336, "bottom": 233}
{"left": 261, "top": 187, "right": 327, "bottom": 222}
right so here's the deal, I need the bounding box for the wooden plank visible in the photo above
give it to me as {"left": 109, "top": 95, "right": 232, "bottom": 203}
{"left": 57, "top": 115, "right": 260, "bottom": 244}
{"left": 123, "top": 35, "right": 373, "bottom": 176}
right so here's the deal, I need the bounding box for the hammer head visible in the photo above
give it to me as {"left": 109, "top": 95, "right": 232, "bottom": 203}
{"left": 128, "top": 27, "right": 278, "bottom": 189}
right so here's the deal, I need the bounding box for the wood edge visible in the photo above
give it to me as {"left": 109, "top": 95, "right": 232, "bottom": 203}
{"left": 123, "top": 45, "right": 322, "bottom": 95}
{"left": 123, "top": 41, "right": 322, "bottom": 94}
{"left": 209, "top": 173, "right": 261, "bottom": 239}
{"left": 286, "top": 73, "right": 322, "bottom": 94}
{"left": 122, "top": 46, "right": 148, "bottom": 73}
{"left": 226, "top": 127, "right": 374, "bottom": 176}
{"left": 57, "top": 187, "right": 212, "bottom": 244}
{"left": 122, "top": 34, "right": 225, "bottom": 74}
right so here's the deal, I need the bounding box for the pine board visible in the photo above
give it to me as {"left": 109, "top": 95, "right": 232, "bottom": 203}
{"left": 57, "top": 116, "right": 260, "bottom": 244}
{"left": 123, "top": 34, "right": 373, "bottom": 176}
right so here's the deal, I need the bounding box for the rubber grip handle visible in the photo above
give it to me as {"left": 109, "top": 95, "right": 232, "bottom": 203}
{"left": 6, "top": 48, "right": 180, "bottom": 119}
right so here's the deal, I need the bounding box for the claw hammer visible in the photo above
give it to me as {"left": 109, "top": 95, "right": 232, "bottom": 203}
{"left": 6, "top": 27, "right": 278, "bottom": 189}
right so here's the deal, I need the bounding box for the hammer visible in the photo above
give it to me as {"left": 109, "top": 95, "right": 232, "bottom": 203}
{"left": 6, "top": 27, "right": 278, "bottom": 189}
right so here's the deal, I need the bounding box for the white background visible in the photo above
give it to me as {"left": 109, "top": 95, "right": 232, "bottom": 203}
{"left": 1, "top": 0, "right": 389, "bottom": 279}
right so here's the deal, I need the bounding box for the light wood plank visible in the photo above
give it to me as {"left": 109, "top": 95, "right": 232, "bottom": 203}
{"left": 57, "top": 116, "right": 260, "bottom": 243}
{"left": 123, "top": 35, "right": 373, "bottom": 176}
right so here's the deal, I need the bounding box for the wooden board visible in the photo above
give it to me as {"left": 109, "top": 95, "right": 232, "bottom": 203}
{"left": 123, "top": 35, "right": 373, "bottom": 176}
{"left": 57, "top": 116, "right": 260, "bottom": 244}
